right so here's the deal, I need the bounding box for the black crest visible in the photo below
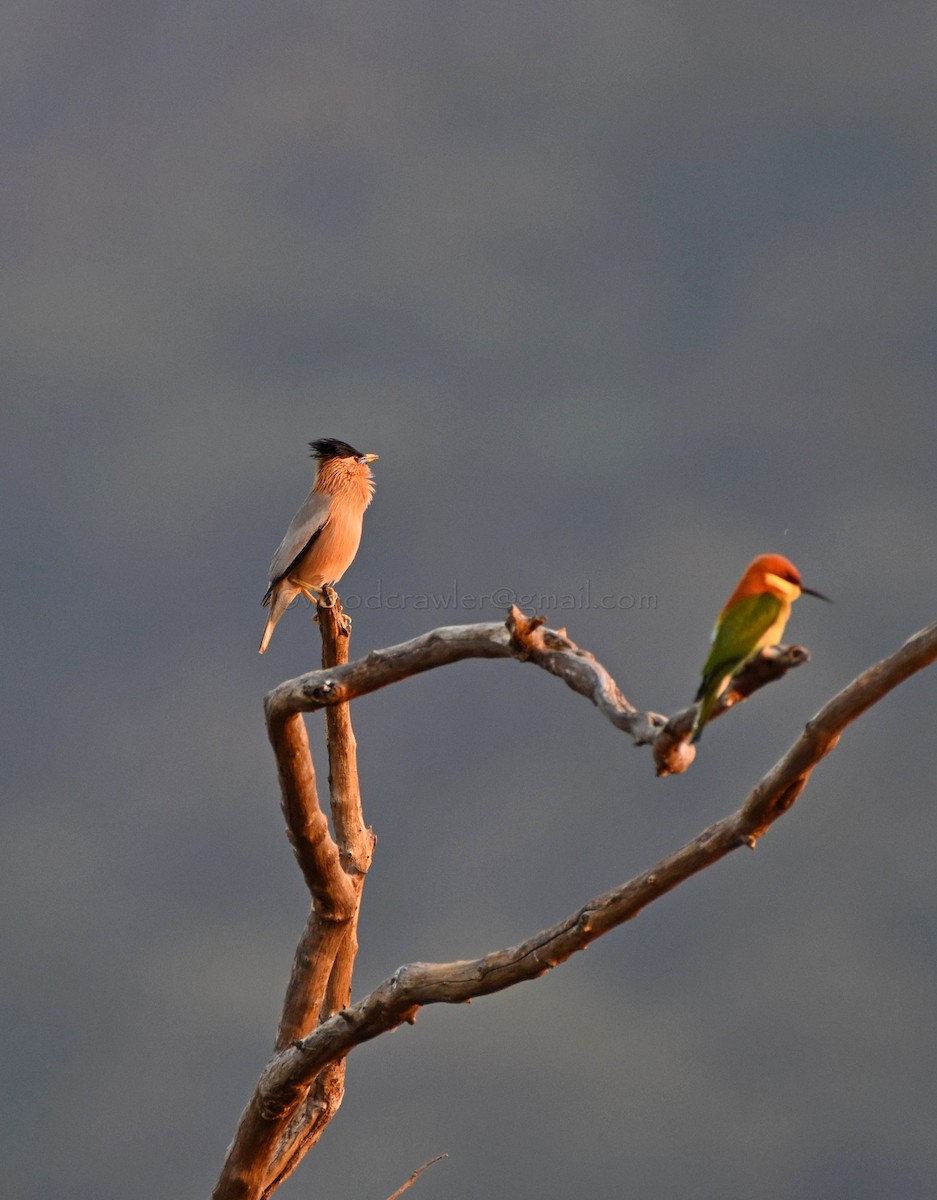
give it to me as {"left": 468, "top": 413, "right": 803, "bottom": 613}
{"left": 309, "top": 438, "right": 364, "bottom": 461}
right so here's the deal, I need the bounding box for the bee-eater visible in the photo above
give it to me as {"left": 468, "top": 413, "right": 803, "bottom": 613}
{"left": 691, "top": 553, "right": 829, "bottom": 742}
{"left": 259, "top": 438, "right": 378, "bottom": 654}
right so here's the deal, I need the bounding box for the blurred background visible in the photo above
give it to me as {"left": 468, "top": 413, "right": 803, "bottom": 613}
{"left": 4, "top": 3, "right": 936, "bottom": 1197}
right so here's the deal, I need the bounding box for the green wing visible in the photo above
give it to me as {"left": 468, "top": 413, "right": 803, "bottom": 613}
{"left": 692, "top": 592, "right": 783, "bottom": 741}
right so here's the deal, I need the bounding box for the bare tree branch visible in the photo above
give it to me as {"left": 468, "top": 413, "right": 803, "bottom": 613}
{"left": 213, "top": 599, "right": 937, "bottom": 1199}
{"left": 244, "top": 619, "right": 937, "bottom": 1136}
{"left": 213, "top": 595, "right": 373, "bottom": 1200}
{"left": 260, "top": 597, "right": 376, "bottom": 1193}
{"left": 264, "top": 605, "right": 813, "bottom": 776}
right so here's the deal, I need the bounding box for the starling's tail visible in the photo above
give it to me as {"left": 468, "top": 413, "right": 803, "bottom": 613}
{"left": 258, "top": 615, "right": 276, "bottom": 654}
{"left": 258, "top": 581, "right": 298, "bottom": 653}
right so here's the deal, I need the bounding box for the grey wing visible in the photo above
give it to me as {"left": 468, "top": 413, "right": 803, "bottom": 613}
{"left": 267, "top": 490, "right": 332, "bottom": 584}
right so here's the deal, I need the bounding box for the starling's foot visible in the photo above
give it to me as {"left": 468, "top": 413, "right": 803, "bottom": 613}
{"left": 298, "top": 583, "right": 324, "bottom": 622}
{"left": 315, "top": 586, "right": 352, "bottom": 635}
{"left": 317, "top": 585, "right": 338, "bottom": 610}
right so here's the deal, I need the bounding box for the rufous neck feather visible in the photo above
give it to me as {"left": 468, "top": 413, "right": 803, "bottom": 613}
{"left": 314, "top": 458, "right": 375, "bottom": 508}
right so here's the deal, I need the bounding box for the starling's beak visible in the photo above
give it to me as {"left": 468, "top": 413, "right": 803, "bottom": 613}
{"left": 801, "top": 585, "right": 832, "bottom": 603}
{"left": 359, "top": 452, "right": 379, "bottom": 464}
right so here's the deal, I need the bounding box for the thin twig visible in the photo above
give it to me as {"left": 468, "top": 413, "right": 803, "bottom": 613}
{"left": 386, "top": 1154, "right": 449, "bottom": 1200}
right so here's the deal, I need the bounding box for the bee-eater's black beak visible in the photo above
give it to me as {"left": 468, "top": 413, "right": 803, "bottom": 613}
{"left": 801, "top": 585, "right": 832, "bottom": 603}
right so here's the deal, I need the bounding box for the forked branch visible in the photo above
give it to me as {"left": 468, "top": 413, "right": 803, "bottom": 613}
{"left": 213, "top": 602, "right": 937, "bottom": 1200}
{"left": 214, "top": 598, "right": 374, "bottom": 1200}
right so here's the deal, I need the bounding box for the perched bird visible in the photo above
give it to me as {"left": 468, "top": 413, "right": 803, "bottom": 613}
{"left": 259, "top": 438, "right": 378, "bottom": 654}
{"left": 691, "top": 553, "right": 829, "bottom": 742}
